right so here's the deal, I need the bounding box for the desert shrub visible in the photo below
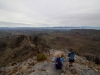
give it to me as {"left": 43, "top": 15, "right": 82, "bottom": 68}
{"left": 37, "top": 54, "right": 47, "bottom": 61}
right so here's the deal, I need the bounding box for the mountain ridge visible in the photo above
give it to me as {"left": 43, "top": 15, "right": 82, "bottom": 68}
{"left": 0, "top": 35, "right": 50, "bottom": 67}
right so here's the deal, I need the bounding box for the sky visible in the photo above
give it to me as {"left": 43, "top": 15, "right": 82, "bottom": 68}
{"left": 0, "top": 0, "right": 100, "bottom": 27}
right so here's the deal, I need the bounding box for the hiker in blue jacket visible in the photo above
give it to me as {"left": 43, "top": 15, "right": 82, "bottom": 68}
{"left": 68, "top": 48, "right": 75, "bottom": 67}
{"left": 60, "top": 54, "right": 65, "bottom": 64}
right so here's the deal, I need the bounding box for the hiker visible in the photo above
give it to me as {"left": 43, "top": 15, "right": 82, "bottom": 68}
{"left": 68, "top": 48, "right": 75, "bottom": 67}
{"left": 60, "top": 54, "right": 66, "bottom": 73}
{"left": 60, "top": 54, "right": 65, "bottom": 65}
{"left": 54, "top": 54, "right": 65, "bottom": 69}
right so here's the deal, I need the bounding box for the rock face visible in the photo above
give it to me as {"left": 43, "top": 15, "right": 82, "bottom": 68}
{"left": 10, "top": 35, "right": 27, "bottom": 48}
{"left": 0, "top": 49, "right": 100, "bottom": 75}
{"left": 0, "top": 35, "right": 50, "bottom": 68}
{"left": 83, "top": 53, "right": 100, "bottom": 64}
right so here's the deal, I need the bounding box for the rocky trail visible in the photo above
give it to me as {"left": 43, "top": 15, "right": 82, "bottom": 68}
{"left": 0, "top": 49, "right": 100, "bottom": 75}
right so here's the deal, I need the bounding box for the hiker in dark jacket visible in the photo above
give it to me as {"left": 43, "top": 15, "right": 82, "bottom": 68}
{"left": 68, "top": 48, "right": 75, "bottom": 67}
{"left": 54, "top": 54, "right": 62, "bottom": 69}
{"left": 54, "top": 54, "right": 65, "bottom": 69}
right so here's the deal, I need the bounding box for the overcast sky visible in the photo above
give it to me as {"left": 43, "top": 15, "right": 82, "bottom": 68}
{"left": 0, "top": 0, "right": 100, "bottom": 27}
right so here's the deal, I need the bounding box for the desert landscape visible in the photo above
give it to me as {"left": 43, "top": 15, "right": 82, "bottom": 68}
{"left": 0, "top": 0, "right": 100, "bottom": 75}
{"left": 0, "top": 28, "right": 100, "bottom": 75}
{"left": 0, "top": 28, "right": 100, "bottom": 67}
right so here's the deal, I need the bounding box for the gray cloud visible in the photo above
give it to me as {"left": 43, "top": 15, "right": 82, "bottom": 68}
{"left": 51, "top": 13, "right": 100, "bottom": 27}
{"left": 0, "top": 0, "right": 100, "bottom": 27}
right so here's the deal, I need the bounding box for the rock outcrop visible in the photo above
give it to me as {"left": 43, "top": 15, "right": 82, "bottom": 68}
{"left": 83, "top": 53, "right": 100, "bottom": 64}
{"left": 0, "top": 49, "right": 100, "bottom": 75}
{"left": 0, "top": 35, "right": 50, "bottom": 68}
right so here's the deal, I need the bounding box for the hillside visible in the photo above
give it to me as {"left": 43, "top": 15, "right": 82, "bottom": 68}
{"left": 0, "top": 35, "right": 50, "bottom": 67}
{"left": 0, "top": 29, "right": 100, "bottom": 75}
{"left": 40, "top": 29, "right": 100, "bottom": 56}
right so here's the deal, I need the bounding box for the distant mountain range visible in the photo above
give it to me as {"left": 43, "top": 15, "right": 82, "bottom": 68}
{"left": 0, "top": 21, "right": 100, "bottom": 28}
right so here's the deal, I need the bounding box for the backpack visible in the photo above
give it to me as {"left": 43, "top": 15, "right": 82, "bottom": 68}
{"left": 55, "top": 58, "right": 62, "bottom": 69}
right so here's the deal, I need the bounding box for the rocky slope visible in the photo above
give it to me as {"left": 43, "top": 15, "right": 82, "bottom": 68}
{"left": 0, "top": 49, "right": 100, "bottom": 75}
{"left": 0, "top": 35, "right": 50, "bottom": 67}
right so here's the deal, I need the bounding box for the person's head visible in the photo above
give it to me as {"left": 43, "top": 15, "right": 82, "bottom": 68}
{"left": 69, "top": 48, "right": 73, "bottom": 52}
{"left": 57, "top": 54, "right": 61, "bottom": 58}
{"left": 61, "top": 53, "right": 64, "bottom": 57}
{"left": 61, "top": 54, "right": 64, "bottom": 58}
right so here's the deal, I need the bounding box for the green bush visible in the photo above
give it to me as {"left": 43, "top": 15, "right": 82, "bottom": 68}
{"left": 37, "top": 54, "right": 47, "bottom": 61}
